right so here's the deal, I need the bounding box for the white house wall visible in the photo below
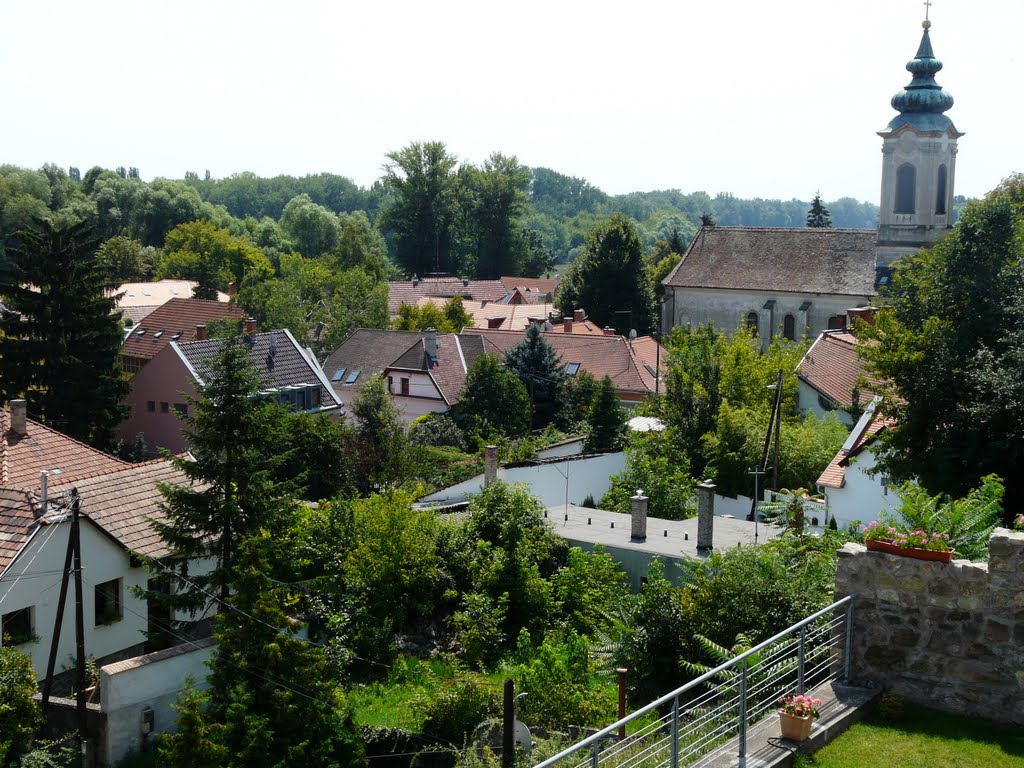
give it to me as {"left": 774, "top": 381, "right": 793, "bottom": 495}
{"left": 822, "top": 448, "right": 898, "bottom": 531}
{"left": 798, "top": 380, "right": 855, "bottom": 427}
{"left": 0, "top": 521, "right": 148, "bottom": 679}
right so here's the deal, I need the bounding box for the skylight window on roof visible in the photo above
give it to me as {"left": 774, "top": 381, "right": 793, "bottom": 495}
{"left": 135, "top": 329, "right": 146, "bottom": 336}
{"left": 153, "top": 331, "right": 164, "bottom": 340}
{"left": 172, "top": 332, "right": 182, "bottom": 340}
{"left": 331, "top": 368, "right": 346, "bottom": 383}
{"left": 644, "top": 363, "right": 657, "bottom": 378}
{"left": 345, "top": 370, "right": 361, "bottom": 384}
{"left": 566, "top": 362, "right": 581, "bottom": 376}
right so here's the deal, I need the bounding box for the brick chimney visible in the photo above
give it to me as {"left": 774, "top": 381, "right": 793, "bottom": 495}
{"left": 425, "top": 328, "right": 438, "bottom": 361}
{"left": 227, "top": 281, "right": 238, "bottom": 298}
{"left": 484, "top": 445, "right": 498, "bottom": 487}
{"left": 245, "top": 318, "right": 257, "bottom": 337}
{"left": 9, "top": 399, "right": 27, "bottom": 436}
{"left": 630, "top": 490, "right": 648, "bottom": 542}
{"left": 573, "top": 309, "right": 585, "bottom": 323}
{"left": 847, "top": 307, "right": 877, "bottom": 329}
{"left": 563, "top": 317, "right": 573, "bottom": 333}
{"left": 697, "top": 480, "right": 716, "bottom": 552}
{"left": 195, "top": 324, "right": 207, "bottom": 341}
{"left": 603, "top": 327, "right": 615, "bottom": 336}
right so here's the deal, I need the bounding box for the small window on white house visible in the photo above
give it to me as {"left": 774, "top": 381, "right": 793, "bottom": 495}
{"left": 566, "top": 363, "right": 581, "bottom": 376}
{"left": 95, "top": 578, "right": 123, "bottom": 626}
{"left": 1, "top": 607, "right": 34, "bottom": 645}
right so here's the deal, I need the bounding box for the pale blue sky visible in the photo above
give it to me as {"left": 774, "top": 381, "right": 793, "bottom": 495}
{"left": 2, "top": 0, "right": 1020, "bottom": 204}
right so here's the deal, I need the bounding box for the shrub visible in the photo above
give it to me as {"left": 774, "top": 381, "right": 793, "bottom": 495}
{"left": 412, "top": 670, "right": 502, "bottom": 743}
{"left": 410, "top": 413, "right": 468, "bottom": 451}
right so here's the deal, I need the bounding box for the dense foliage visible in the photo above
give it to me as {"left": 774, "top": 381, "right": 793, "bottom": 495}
{"left": 505, "top": 323, "right": 566, "bottom": 430}
{"left": 0, "top": 646, "right": 38, "bottom": 768}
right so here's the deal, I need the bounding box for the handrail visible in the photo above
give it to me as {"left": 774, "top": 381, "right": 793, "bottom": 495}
{"left": 531, "top": 595, "right": 854, "bottom": 768}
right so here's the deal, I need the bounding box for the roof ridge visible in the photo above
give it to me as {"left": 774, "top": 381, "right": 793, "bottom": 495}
{"left": 1, "top": 408, "right": 131, "bottom": 471}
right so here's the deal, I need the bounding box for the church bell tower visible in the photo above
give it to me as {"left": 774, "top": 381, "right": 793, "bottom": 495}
{"left": 876, "top": 14, "right": 963, "bottom": 267}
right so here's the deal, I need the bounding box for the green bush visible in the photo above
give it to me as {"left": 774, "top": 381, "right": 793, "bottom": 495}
{"left": 411, "top": 670, "right": 502, "bottom": 743}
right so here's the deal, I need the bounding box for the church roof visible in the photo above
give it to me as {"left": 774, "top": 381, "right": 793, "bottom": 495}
{"left": 661, "top": 227, "right": 877, "bottom": 297}
{"left": 882, "top": 24, "right": 960, "bottom": 136}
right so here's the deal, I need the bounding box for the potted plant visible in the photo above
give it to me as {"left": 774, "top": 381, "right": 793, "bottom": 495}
{"left": 777, "top": 694, "right": 822, "bottom": 742}
{"left": 861, "top": 520, "right": 954, "bottom": 563}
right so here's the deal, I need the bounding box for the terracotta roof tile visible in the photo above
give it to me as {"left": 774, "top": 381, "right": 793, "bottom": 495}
{"left": 797, "top": 330, "right": 877, "bottom": 407}
{"left": 0, "top": 487, "right": 40, "bottom": 575}
{"left": 121, "top": 299, "right": 243, "bottom": 363}
{"left": 322, "top": 330, "right": 424, "bottom": 393}
{"left": 1, "top": 408, "right": 130, "bottom": 490}
{"left": 499, "top": 276, "right": 559, "bottom": 302}
{"left": 817, "top": 411, "right": 893, "bottom": 489}
{"left": 111, "top": 280, "right": 229, "bottom": 309}
{"left": 387, "top": 278, "right": 511, "bottom": 315}
{"left": 663, "top": 227, "right": 877, "bottom": 297}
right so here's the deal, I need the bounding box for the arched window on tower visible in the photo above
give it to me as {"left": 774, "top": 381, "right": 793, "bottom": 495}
{"left": 783, "top": 314, "right": 796, "bottom": 341}
{"left": 935, "top": 164, "right": 948, "bottom": 215}
{"left": 895, "top": 164, "right": 916, "bottom": 214}
{"left": 746, "top": 312, "right": 759, "bottom": 337}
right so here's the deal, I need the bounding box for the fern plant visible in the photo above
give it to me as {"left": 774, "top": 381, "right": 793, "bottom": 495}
{"left": 893, "top": 474, "right": 1004, "bottom": 560}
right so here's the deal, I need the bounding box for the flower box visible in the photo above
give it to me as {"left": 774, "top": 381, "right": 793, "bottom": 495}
{"left": 865, "top": 538, "right": 954, "bottom": 562}
{"left": 779, "top": 711, "right": 814, "bottom": 742}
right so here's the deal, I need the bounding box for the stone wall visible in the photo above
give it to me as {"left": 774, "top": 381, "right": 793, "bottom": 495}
{"left": 834, "top": 528, "right": 1024, "bottom": 725}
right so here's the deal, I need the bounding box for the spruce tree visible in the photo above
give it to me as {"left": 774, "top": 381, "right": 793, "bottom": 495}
{"left": 0, "top": 216, "right": 128, "bottom": 448}
{"left": 806, "top": 192, "right": 833, "bottom": 228}
{"left": 505, "top": 323, "right": 566, "bottom": 429}
{"left": 584, "top": 375, "right": 627, "bottom": 452}
{"left": 152, "top": 331, "right": 295, "bottom": 618}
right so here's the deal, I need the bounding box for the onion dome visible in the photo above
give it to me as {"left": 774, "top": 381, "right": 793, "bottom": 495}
{"left": 886, "top": 23, "right": 956, "bottom": 133}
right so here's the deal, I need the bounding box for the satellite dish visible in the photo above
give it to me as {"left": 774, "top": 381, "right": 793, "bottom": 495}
{"left": 629, "top": 329, "right": 637, "bottom": 340}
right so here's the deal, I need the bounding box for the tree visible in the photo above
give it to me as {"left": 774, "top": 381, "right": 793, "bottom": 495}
{"left": 278, "top": 411, "right": 354, "bottom": 501}
{"left": 584, "top": 375, "right": 626, "bottom": 452}
{"left": 0, "top": 216, "right": 128, "bottom": 448}
{"left": 0, "top": 646, "right": 38, "bottom": 767}
{"left": 96, "top": 234, "right": 150, "bottom": 282}
{"left": 393, "top": 295, "right": 473, "bottom": 333}
{"left": 460, "top": 153, "right": 531, "bottom": 278}
{"left": 280, "top": 193, "right": 340, "bottom": 258}
{"left": 350, "top": 374, "right": 407, "bottom": 492}
{"left": 556, "top": 214, "right": 655, "bottom": 334}
{"left": 505, "top": 323, "right": 566, "bottom": 430}
{"left": 453, "top": 353, "right": 530, "bottom": 439}
{"left": 151, "top": 332, "right": 296, "bottom": 615}
{"left": 805, "top": 191, "right": 832, "bottom": 228}
{"left": 859, "top": 175, "right": 1024, "bottom": 510}
{"left": 157, "top": 220, "right": 274, "bottom": 297}
{"left": 379, "top": 141, "right": 461, "bottom": 277}
{"left": 601, "top": 431, "right": 696, "bottom": 520}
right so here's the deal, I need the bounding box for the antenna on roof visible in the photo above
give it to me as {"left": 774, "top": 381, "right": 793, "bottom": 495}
{"left": 628, "top": 329, "right": 637, "bottom": 340}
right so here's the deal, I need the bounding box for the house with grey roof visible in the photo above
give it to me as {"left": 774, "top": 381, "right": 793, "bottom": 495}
{"left": 120, "top": 328, "right": 341, "bottom": 455}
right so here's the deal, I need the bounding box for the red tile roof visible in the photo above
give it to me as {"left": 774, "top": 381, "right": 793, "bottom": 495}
{"left": 1, "top": 408, "right": 130, "bottom": 490}
{"left": 121, "top": 298, "right": 243, "bottom": 363}
{"left": 499, "top": 276, "right": 559, "bottom": 302}
{"left": 817, "top": 411, "right": 893, "bottom": 489}
{"left": 797, "top": 330, "right": 877, "bottom": 407}
{"left": 461, "top": 329, "right": 661, "bottom": 396}
{"left": 387, "top": 334, "right": 484, "bottom": 405}
{"left": 387, "top": 278, "right": 511, "bottom": 315}
{"left": 0, "top": 487, "right": 41, "bottom": 575}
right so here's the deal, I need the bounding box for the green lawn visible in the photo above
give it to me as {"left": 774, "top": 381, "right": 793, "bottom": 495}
{"left": 805, "top": 701, "right": 1024, "bottom": 768}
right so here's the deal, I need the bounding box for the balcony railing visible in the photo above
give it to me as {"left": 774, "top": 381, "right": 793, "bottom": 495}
{"left": 531, "top": 596, "right": 855, "bottom": 768}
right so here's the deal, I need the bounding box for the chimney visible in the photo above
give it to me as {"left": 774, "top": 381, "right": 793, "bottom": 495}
{"left": 39, "top": 471, "right": 48, "bottom": 516}
{"left": 425, "top": 328, "right": 438, "bottom": 360}
{"left": 847, "top": 307, "right": 877, "bottom": 329}
{"left": 195, "top": 324, "right": 207, "bottom": 341}
{"left": 462, "top": 278, "right": 470, "bottom": 287}
{"left": 573, "top": 309, "right": 585, "bottom": 322}
{"left": 696, "top": 480, "right": 716, "bottom": 552}
{"left": 9, "top": 399, "right": 27, "bottom": 436}
{"left": 484, "top": 445, "right": 498, "bottom": 487}
{"left": 603, "top": 327, "right": 615, "bottom": 336}
{"left": 227, "top": 281, "right": 238, "bottom": 298}
{"left": 245, "top": 318, "right": 257, "bottom": 337}
{"left": 412, "top": 274, "right": 419, "bottom": 287}
{"left": 630, "top": 490, "right": 648, "bottom": 542}
{"left": 563, "top": 317, "right": 573, "bottom": 333}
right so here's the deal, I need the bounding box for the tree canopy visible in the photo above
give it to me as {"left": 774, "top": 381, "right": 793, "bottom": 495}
{"left": 505, "top": 324, "right": 566, "bottom": 430}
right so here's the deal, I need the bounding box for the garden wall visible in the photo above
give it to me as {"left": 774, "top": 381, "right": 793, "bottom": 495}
{"left": 834, "top": 528, "right": 1024, "bottom": 725}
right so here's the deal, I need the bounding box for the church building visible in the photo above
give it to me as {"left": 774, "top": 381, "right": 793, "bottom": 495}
{"left": 661, "top": 18, "right": 961, "bottom": 344}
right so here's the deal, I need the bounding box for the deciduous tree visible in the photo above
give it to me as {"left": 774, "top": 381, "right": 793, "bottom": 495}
{"left": 453, "top": 353, "right": 530, "bottom": 439}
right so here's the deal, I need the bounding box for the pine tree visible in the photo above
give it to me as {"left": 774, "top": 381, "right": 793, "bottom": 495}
{"left": 505, "top": 323, "right": 566, "bottom": 429}
{"left": 806, "top": 192, "right": 833, "bottom": 228}
{"left": 0, "top": 216, "right": 128, "bottom": 448}
{"left": 151, "top": 332, "right": 295, "bottom": 619}
{"left": 584, "top": 375, "right": 627, "bottom": 452}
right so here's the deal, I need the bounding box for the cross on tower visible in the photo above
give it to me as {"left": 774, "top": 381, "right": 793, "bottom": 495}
{"left": 923, "top": 0, "right": 932, "bottom": 21}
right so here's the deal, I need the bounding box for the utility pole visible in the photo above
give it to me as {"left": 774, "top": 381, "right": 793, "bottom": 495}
{"left": 502, "top": 679, "right": 514, "bottom": 768}
{"left": 748, "top": 467, "right": 766, "bottom": 545}
{"left": 41, "top": 494, "right": 76, "bottom": 712}
{"left": 71, "top": 490, "right": 88, "bottom": 743}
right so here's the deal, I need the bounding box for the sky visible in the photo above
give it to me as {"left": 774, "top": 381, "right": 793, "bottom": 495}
{"left": 2, "top": 0, "right": 1021, "bottom": 204}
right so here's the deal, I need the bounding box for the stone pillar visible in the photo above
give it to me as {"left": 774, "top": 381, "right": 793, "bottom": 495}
{"left": 484, "top": 445, "right": 498, "bottom": 487}
{"left": 697, "top": 480, "right": 716, "bottom": 552}
{"left": 630, "top": 490, "right": 648, "bottom": 542}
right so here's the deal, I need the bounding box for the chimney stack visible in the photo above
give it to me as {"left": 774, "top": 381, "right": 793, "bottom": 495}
{"left": 573, "top": 309, "right": 585, "bottom": 323}
{"left": 696, "top": 480, "right": 716, "bottom": 552}
{"left": 9, "top": 399, "right": 27, "bottom": 436}
{"left": 425, "top": 328, "right": 438, "bottom": 360}
{"left": 484, "top": 445, "right": 498, "bottom": 487}
{"left": 412, "top": 274, "right": 419, "bottom": 287}
{"left": 195, "top": 324, "right": 207, "bottom": 341}
{"left": 630, "top": 490, "right": 648, "bottom": 542}
{"left": 245, "top": 318, "right": 257, "bottom": 337}
{"left": 39, "top": 471, "right": 48, "bottom": 516}
{"left": 847, "top": 307, "right": 877, "bottom": 330}
{"left": 227, "top": 281, "right": 238, "bottom": 298}
{"left": 563, "top": 317, "right": 573, "bottom": 333}
{"left": 603, "top": 327, "right": 615, "bottom": 336}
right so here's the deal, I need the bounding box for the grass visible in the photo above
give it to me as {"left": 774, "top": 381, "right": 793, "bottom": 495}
{"left": 804, "top": 700, "right": 1024, "bottom": 768}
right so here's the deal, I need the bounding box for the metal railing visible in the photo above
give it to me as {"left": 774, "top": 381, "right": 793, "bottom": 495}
{"left": 532, "top": 596, "right": 855, "bottom": 768}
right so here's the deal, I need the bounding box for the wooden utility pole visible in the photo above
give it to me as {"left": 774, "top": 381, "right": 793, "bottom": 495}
{"left": 71, "top": 489, "right": 88, "bottom": 741}
{"left": 502, "top": 679, "right": 514, "bottom": 768}
{"left": 41, "top": 494, "right": 76, "bottom": 712}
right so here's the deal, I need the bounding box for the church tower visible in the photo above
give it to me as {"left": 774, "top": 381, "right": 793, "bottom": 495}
{"left": 876, "top": 16, "right": 963, "bottom": 267}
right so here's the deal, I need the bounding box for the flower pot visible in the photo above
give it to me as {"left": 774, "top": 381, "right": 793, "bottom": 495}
{"left": 779, "top": 711, "right": 813, "bottom": 742}
{"left": 865, "top": 539, "right": 954, "bottom": 562}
